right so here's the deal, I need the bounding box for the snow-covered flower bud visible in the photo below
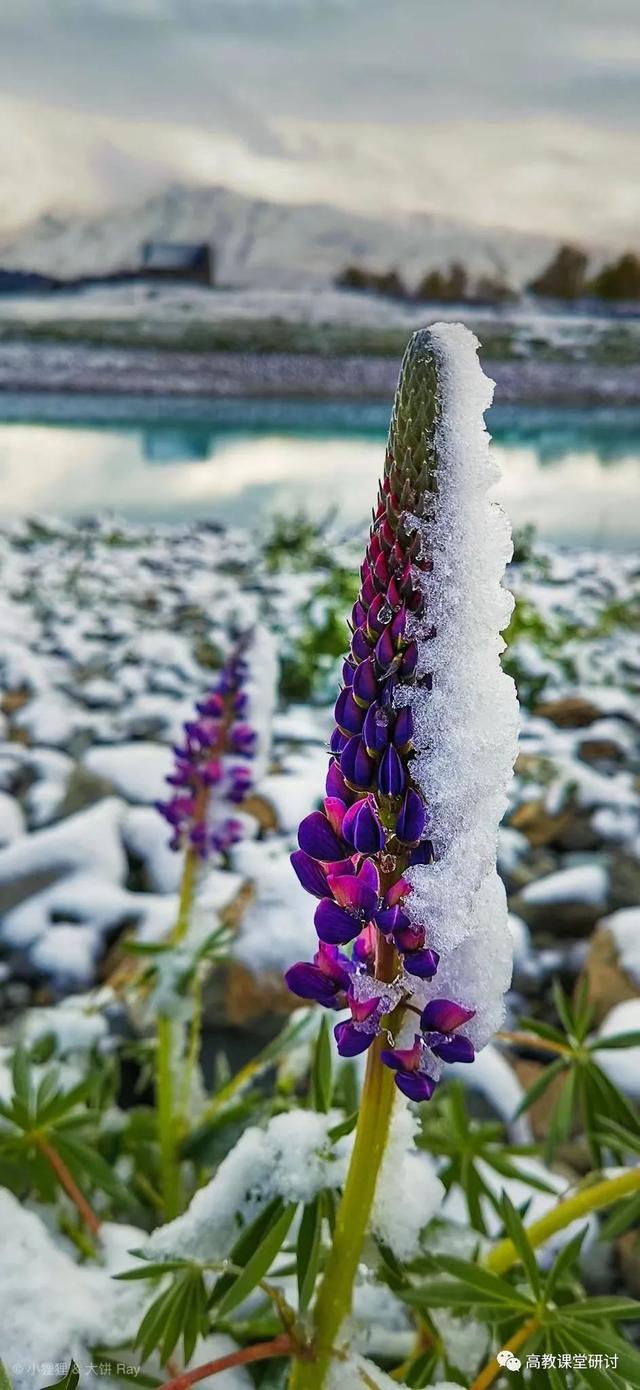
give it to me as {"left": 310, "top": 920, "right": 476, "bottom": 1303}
{"left": 286, "top": 325, "right": 518, "bottom": 1101}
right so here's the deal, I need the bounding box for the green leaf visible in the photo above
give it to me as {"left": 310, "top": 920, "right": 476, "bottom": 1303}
{"left": 327, "top": 1110, "right": 358, "bottom": 1143}
{"left": 311, "top": 1016, "right": 332, "bottom": 1113}
{"left": 0, "top": 1363, "right": 13, "bottom": 1390}
{"left": 514, "top": 1057, "right": 566, "bottom": 1118}
{"left": 499, "top": 1194, "right": 541, "bottom": 1296}
{"left": 561, "top": 1296, "right": 640, "bottom": 1321}
{"left": 589, "top": 1031, "right": 640, "bottom": 1051}
{"left": 402, "top": 1255, "right": 533, "bottom": 1313}
{"left": 209, "top": 1196, "right": 285, "bottom": 1307}
{"left": 519, "top": 1016, "right": 567, "bottom": 1046}
{"left": 115, "top": 1259, "right": 194, "bottom": 1281}
{"left": 215, "top": 1202, "right": 296, "bottom": 1317}
{"left": 404, "top": 1348, "right": 439, "bottom": 1388}
{"left": 11, "top": 1047, "right": 31, "bottom": 1109}
{"left": 297, "top": 1196, "right": 324, "bottom": 1311}
{"left": 552, "top": 980, "right": 575, "bottom": 1037}
{"left": 545, "top": 1228, "right": 587, "bottom": 1298}
{"left": 39, "top": 1364, "right": 79, "bottom": 1390}
{"left": 599, "top": 1191, "right": 640, "bottom": 1240}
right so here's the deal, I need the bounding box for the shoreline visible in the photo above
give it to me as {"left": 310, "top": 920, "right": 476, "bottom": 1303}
{"left": 1, "top": 341, "right": 639, "bottom": 405}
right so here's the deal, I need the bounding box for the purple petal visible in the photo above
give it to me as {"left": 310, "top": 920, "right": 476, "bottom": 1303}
{"left": 421, "top": 999, "right": 476, "bottom": 1034}
{"left": 352, "top": 925, "right": 376, "bottom": 968}
{"left": 378, "top": 745, "right": 406, "bottom": 799}
{"left": 391, "top": 607, "right": 407, "bottom": 646}
{"left": 340, "top": 736, "right": 375, "bottom": 791}
{"left": 290, "top": 849, "right": 329, "bottom": 899}
{"left": 357, "top": 858, "right": 381, "bottom": 894}
{"left": 316, "top": 942, "right": 354, "bottom": 987}
{"left": 335, "top": 687, "right": 366, "bottom": 736}
{"left": 431, "top": 1034, "right": 475, "bottom": 1063}
{"left": 391, "top": 921, "right": 425, "bottom": 951}
{"left": 298, "top": 810, "right": 346, "bottom": 862}
{"left": 352, "top": 657, "right": 379, "bottom": 708}
{"left": 403, "top": 948, "right": 440, "bottom": 979}
{"left": 324, "top": 796, "right": 348, "bottom": 837}
{"left": 380, "top": 1036, "right": 423, "bottom": 1073}
{"left": 375, "top": 627, "right": 396, "bottom": 670}
{"left": 326, "top": 873, "right": 378, "bottom": 919}
{"left": 374, "top": 905, "right": 411, "bottom": 936}
{"left": 342, "top": 660, "right": 355, "bottom": 688}
{"left": 393, "top": 706, "right": 414, "bottom": 751}
{"left": 348, "top": 991, "right": 381, "bottom": 1024}
{"left": 352, "top": 600, "right": 367, "bottom": 629}
{"left": 367, "top": 593, "right": 391, "bottom": 636}
{"left": 285, "top": 962, "right": 343, "bottom": 1006}
{"left": 394, "top": 1071, "right": 437, "bottom": 1102}
{"left": 410, "top": 839, "right": 434, "bottom": 865}
{"left": 315, "top": 897, "right": 362, "bottom": 945}
{"left": 363, "top": 702, "right": 390, "bottom": 755}
{"left": 330, "top": 728, "right": 348, "bottom": 755}
{"left": 325, "top": 760, "right": 351, "bottom": 802}
{"left": 401, "top": 641, "right": 418, "bottom": 678}
{"left": 342, "top": 799, "right": 385, "bottom": 855}
{"left": 396, "top": 788, "right": 427, "bottom": 846}
{"left": 351, "top": 626, "right": 373, "bottom": 663}
{"left": 335, "top": 1020, "right": 377, "bottom": 1057}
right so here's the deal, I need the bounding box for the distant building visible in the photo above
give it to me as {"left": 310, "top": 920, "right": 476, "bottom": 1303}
{"left": 140, "top": 241, "right": 214, "bottom": 286}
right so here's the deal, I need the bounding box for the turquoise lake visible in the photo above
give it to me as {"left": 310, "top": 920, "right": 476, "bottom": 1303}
{"left": 0, "top": 396, "right": 639, "bottom": 548}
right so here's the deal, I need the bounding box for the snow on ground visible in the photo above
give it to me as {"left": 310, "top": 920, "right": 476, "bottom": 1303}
{"left": 0, "top": 517, "right": 637, "bottom": 1074}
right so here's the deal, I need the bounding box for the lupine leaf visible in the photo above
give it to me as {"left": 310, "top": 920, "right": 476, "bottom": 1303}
{"left": 209, "top": 1196, "right": 285, "bottom": 1307}
{"left": 297, "top": 1195, "right": 324, "bottom": 1310}
{"left": 598, "top": 1191, "right": 640, "bottom": 1240}
{"left": 589, "top": 1030, "right": 640, "bottom": 1051}
{"left": 561, "top": 1296, "right": 640, "bottom": 1321}
{"left": 327, "top": 1110, "right": 358, "bottom": 1142}
{"left": 214, "top": 1202, "right": 296, "bottom": 1317}
{"left": 39, "top": 1364, "right": 79, "bottom": 1390}
{"left": 514, "top": 1058, "right": 566, "bottom": 1118}
{"left": 544, "top": 1228, "right": 587, "bottom": 1297}
{"left": 0, "top": 1363, "right": 12, "bottom": 1390}
{"left": 499, "top": 1195, "right": 541, "bottom": 1296}
{"left": 311, "top": 1016, "right": 332, "bottom": 1113}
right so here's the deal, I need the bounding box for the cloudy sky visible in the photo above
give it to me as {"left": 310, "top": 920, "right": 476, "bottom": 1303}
{"left": 0, "top": 0, "right": 638, "bottom": 244}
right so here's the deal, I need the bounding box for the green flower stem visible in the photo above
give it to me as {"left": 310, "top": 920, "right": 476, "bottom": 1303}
{"left": 156, "top": 846, "right": 199, "bottom": 1220}
{"left": 486, "top": 1165, "right": 640, "bottom": 1275}
{"left": 289, "top": 939, "right": 398, "bottom": 1390}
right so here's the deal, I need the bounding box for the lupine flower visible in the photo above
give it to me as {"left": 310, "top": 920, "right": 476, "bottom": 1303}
{"left": 286, "top": 324, "right": 518, "bottom": 1102}
{"left": 156, "top": 636, "right": 258, "bottom": 859}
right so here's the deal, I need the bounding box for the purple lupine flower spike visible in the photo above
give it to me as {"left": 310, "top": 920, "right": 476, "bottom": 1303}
{"left": 283, "top": 330, "right": 492, "bottom": 1104}
{"left": 156, "top": 633, "right": 259, "bottom": 862}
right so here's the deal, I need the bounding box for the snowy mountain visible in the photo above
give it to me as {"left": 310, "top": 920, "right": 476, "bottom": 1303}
{"left": 0, "top": 184, "right": 557, "bottom": 291}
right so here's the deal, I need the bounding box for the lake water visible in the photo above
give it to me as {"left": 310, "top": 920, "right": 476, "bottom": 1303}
{"left": 0, "top": 395, "right": 639, "bottom": 548}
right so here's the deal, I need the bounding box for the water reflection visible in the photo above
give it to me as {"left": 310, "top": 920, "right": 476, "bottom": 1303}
{"left": 0, "top": 396, "right": 638, "bottom": 548}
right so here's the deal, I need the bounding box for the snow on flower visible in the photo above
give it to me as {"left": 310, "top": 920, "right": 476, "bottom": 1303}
{"left": 286, "top": 324, "right": 518, "bottom": 1098}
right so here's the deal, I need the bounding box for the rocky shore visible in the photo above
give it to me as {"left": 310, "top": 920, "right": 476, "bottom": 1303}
{"left": 1, "top": 340, "right": 640, "bottom": 404}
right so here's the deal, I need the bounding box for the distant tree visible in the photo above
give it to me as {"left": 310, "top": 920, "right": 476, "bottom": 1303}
{"left": 589, "top": 252, "right": 640, "bottom": 301}
{"left": 417, "top": 261, "right": 468, "bottom": 302}
{"left": 527, "top": 244, "right": 588, "bottom": 300}
{"left": 474, "top": 273, "right": 516, "bottom": 305}
{"left": 336, "top": 265, "right": 406, "bottom": 298}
